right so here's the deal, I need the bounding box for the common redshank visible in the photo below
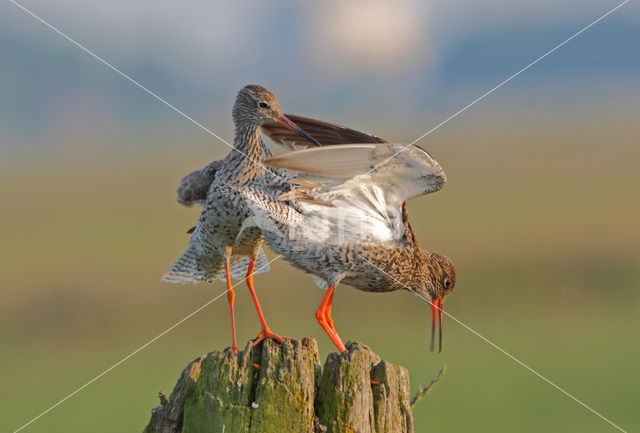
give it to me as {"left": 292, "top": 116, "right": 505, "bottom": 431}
{"left": 163, "top": 85, "right": 320, "bottom": 353}
{"left": 233, "top": 140, "right": 456, "bottom": 353}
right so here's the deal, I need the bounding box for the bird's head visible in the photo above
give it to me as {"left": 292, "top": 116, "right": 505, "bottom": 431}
{"left": 412, "top": 251, "right": 456, "bottom": 353}
{"left": 233, "top": 85, "right": 320, "bottom": 145}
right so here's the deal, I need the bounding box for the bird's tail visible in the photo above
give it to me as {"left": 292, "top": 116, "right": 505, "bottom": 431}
{"left": 162, "top": 243, "right": 223, "bottom": 284}
{"left": 162, "top": 244, "right": 270, "bottom": 284}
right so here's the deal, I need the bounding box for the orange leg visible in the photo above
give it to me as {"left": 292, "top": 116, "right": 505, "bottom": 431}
{"left": 325, "top": 290, "right": 335, "bottom": 330}
{"left": 315, "top": 286, "right": 347, "bottom": 353}
{"left": 324, "top": 299, "right": 344, "bottom": 351}
{"left": 246, "top": 256, "right": 287, "bottom": 346}
{"left": 224, "top": 261, "right": 238, "bottom": 354}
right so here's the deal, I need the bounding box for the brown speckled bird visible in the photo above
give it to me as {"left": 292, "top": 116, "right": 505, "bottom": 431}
{"left": 162, "top": 85, "right": 320, "bottom": 353}
{"left": 233, "top": 120, "right": 456, "bottom": 353}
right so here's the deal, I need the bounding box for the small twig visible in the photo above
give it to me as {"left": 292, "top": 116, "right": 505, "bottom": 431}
{"left": 158, "top": 390, "right": 168, "bottom": 408}
{"left": 410, "top": 364, "right": 446, "bottom": 410}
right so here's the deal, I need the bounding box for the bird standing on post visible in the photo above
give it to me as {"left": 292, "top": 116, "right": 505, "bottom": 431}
{"left": 163, "top": 85, "right": 320, "bottom": 353}
{"left": 232, "top": 120, "right": 456, "bottom": 353}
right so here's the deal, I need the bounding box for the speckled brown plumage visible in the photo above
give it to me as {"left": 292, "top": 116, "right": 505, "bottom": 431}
{"left": 163, "top": 85, "right": 285, "bottom": 284}
{"left": 163, "top": 85, "right": 320, "bottom": 353}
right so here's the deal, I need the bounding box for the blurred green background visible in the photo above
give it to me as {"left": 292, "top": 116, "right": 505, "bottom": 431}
{"left": 2, "top": 1, "right": 639, "bottom": 432}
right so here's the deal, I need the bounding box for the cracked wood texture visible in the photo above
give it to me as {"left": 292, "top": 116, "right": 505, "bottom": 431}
{"left": 143, "top": 338, "right": 413, "bottom": 433}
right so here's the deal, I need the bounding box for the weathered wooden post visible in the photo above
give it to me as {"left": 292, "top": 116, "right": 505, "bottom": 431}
{"left": 144, "top": 337, "right": 414, "bottom": 433}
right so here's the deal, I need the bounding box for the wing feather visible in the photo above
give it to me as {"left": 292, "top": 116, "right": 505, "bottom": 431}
{"left": 176, "top": 159, "right": 223, "bottom": 205}
{"left": 261, "top": 114, "right": 388, "bottom": 150}
{"left": 264, "top": 143, "right": 446, "bottom": 242}
{"left": 265, "top": 143, "right": 446, "bottom": 204}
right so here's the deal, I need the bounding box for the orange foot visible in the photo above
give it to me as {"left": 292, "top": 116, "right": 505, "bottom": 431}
{"left": 252, "top": 328, "right": 290, "bottom": 346}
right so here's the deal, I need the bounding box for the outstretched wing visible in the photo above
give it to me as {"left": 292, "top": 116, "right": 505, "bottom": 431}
{"left": 266, "top": 143, "right": 446, "bottom": 202}
{"left": 176, "top": 159, "right": 224, "bottom": 205}
{"left": 265, "top": 143, "right": 446, "bottom": 242}
{"left": 261, "top": 114, "right": 388, "bottom": 150}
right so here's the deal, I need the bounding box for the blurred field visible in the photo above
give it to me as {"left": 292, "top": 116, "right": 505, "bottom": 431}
{"left": 1, "top": 116, "right": 639, "bottom": 433}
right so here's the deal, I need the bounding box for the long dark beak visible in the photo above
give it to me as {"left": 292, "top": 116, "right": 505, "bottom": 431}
{"left": 276, "top": 114, "right": 322, "bottom": 147}
{"left": 430, "top": 298, "right": 444, "bottom": 353}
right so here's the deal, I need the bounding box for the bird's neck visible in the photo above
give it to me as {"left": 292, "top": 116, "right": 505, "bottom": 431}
{"left": 374, "top": 245, "right": 424, "bottom": 291}
{"left": 225, "top": 123, "right": 273, "bottom": 182}
{"left": 402, "top": 247, "right": 431, "bottom": 289}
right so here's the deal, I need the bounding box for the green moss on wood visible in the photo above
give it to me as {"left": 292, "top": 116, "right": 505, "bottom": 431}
{"left": 144, "top": 338, "right": 414, "bottom": 433}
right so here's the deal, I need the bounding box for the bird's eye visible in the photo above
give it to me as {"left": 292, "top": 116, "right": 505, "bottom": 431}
{"left": 443, "top": 278, "right": 452, "bottom": 289}
{"left": 258, "top": 101, "right": 270, "bottom": 109}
